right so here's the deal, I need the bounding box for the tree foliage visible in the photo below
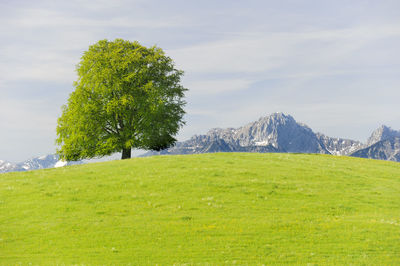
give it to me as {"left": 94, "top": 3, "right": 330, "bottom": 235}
{"left": 56, "top": 39, "right": 187, "bottom": 160}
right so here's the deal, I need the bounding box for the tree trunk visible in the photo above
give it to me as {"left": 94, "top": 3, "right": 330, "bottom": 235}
{"left": 121, "top": 148, "right": 131, "bottom": 159}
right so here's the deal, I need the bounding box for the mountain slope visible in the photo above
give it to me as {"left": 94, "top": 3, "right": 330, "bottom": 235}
{"left": 316, "top": 133, "right": 364, "bottom": 155}
{"left": 367, "top": 125, "right": 400, "bottom": 146}
{"left": 17, "top": 154, "right": 60, "bottom": 171}
{"left": 351, "top": 137, "right": 400, "bottom": 161}
{"left": 1, "top": 153, "right": 400, "bottom": 264}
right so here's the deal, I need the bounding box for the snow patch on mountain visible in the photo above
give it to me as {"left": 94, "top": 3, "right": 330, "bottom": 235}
{"left": 55, "top": 160, "right": 68, "bottom": 168}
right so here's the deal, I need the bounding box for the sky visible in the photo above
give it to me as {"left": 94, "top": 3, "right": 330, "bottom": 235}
{"left": 1, "top": 0, "right": 400, "bottom": 162}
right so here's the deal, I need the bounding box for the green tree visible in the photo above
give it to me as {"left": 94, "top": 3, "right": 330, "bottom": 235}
{"left": 56, "top": 39, "right": 187, "bottom": 160}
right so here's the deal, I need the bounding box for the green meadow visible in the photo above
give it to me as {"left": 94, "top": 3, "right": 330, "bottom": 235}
{"left": 1, "top": 153, "right": 400, "bottom": 265}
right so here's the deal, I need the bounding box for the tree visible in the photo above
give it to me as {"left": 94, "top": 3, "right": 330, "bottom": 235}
{"left": 56, "top": 39, "right": 187, "bottom": 160}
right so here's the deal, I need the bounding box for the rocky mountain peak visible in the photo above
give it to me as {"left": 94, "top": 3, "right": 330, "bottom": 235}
{"left": 240, "top": 113, "right": 320, "bottom": 152}
{"left": 260, "top": 112, "right": 293, "bottom": 122}
{"left": 146, "top": 112, "right": 330, "bottom": 156}
{"left": 256, "top": 113, "right": 298, "bottom": 129}
{"left": 367, "top": 125, "right": 400, "bottom": 146}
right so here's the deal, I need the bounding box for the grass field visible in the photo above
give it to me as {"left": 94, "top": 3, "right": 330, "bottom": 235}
{"left": 1, "top": 153, "right": 400, "bottom": 265}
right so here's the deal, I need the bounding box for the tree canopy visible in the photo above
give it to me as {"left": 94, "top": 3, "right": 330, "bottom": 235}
{"left": 56, "top": 39, "right": 187, "bottom": 160}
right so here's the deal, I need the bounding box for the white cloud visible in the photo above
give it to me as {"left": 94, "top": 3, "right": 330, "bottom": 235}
{"left": 0, "top": 45, "right": 78, "bottom": 83}
{"left": 170, "top": 24, "right": 400, "bottom": 77}
{"left": 0, "top": 2, "right": 193, "bottom": 84}
{"left": 169, "top": 35, "right": 288, "bottom": 73}
{"left": 0, "top": 0, "right": 193, "bottom": 33}
{"left": 6, "top": 7, "right": 184, "bottom": 29}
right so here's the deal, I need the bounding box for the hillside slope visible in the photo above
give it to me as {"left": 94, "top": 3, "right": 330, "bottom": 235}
{"left": 1, "top": 153, "right": 400, "bottom": 264}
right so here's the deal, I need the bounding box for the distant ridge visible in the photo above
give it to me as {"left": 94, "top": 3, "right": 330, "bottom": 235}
{"left": 316, "top": 133, "right": 363, "bottom": 156}
{"left": 0, "top": 155, "right": 81, "bottom": 174}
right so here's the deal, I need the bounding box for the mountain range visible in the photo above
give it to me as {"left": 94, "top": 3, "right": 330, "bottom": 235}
{"left": 0, "top": 154, "right": 80, "bottom": 174}
{"left": 145, "top": 113, "right": 400, "bottom": 161}
{"left": 1, "top": 112, "right": 399, "bottom": 173}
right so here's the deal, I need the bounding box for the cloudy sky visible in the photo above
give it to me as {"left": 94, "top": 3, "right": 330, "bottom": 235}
{"left": 1, "top": 0, "right": 400, "bottom": 162}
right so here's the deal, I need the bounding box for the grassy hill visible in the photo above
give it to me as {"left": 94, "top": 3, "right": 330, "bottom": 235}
{"left": 1, "top": 153, "right": 400, "bottom": 265}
